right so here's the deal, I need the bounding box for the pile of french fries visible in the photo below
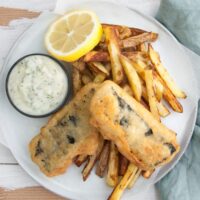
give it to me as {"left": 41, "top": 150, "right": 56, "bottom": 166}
{"left": 72, "top": 24, "right": 186, "bottom": 200}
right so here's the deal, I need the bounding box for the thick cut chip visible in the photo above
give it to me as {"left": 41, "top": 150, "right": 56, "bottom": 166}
{"left": 120, "top": 55, "right": 142, "bottom": 101}
{"left": 149, "top": 45, "right": 186, "bottom": 98}
{"left": 104, "top": 27, "right": 124, "bottom": 84}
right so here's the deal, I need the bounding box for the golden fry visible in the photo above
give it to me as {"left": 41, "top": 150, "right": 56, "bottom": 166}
{"left": 137, "top": 43, "right": 147, "bottom": 52}
{"left": 74, "top": 154, "right": 88, "bottom": 167}
{"left": 141, "top": 98, "right": 150, "bottom": 111}
{"left": 90, "top": 62, "right": 109, "bottom": 76}
{"left": 154, "top": 78, "right": 164, "bottom": 102}
{"left": 128, "top": 168, "right": 141, "bottom": 189}
{"left": 82, "top": 75, "right": 92, "bottom": 85}
{"left": 106, "top": 142, "right": 119, "bottom": 187}
{"left": 102, "top": 23, "right": 146, "bottom": 37}
{"left": 93, "top": 73, "right": 107, "bottom": 83}
{"left": 145, "top": 70, "right": 160, "bottom": 121}
{"left": 153, "top": 71, "right": 183, "bottom": 112}
{"left": 82, "top": 155, "right": 97, "bottom": 181}
{"left": 149, "top": 44, "right": 186, "bottom": 98}
{"left": 120, "top": 54, "right": 142, "bottom": 101}
{"left": 104, "top": 62, "right": 112, "bottom": 73}
{"left": 96, "top": 141, "right": 110, "bottom": 178}
{"left": 122, "top": 32, "right": 158, "bottom": 48}
{"left": 123, "top": 51, "right": 148, "bottom": 62}
{"left": 104, "top": 27, "right": 124, "bottom": 84}
{"left": 82, "top": 139, "right": 104, "bottom": 181}
{"left": 130, "top": 60, "right": 146, "bottom": 79}
{"left": 141, "top": 82, "right": 148, "bottom": 102}
{"left": 119, "top": 26, "right": 132, "bottom": 39}
{"left": 72, "top": 61, "right": 86, "bottom": 72}
{"left": 83, "top": 51, "right": 110, "bottom": 62}
{"left": 157, "top": 101, "right": 170, "bottom": 117}
{"left": 108, "top": 163, "right": 138, "bottom": 200}
{"left": 72, "top": 68, "right": 82, "bottom": 94}
{"left": 142, "top": 169, "right": 155, "bottom": 179}
{"left": 118, "top": 153, "right": 129, "bottom": 176}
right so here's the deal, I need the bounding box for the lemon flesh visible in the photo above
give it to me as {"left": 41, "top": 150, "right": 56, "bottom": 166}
{"left": 45, "top": 10, "right": 103, "bottom": 62}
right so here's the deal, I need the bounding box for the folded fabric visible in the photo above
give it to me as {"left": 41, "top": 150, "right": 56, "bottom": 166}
{"left": 156, "top": 1, "right": 200, "bottom": 200}
{"left": 156, "top": 0, "right": 200, "bottom": 55}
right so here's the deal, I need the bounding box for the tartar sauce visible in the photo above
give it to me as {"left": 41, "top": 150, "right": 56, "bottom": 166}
{"left": 7, "top": 55, "right": 68, "bottom": 116}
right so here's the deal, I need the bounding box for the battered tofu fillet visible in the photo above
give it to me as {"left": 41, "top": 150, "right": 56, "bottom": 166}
{"left": 90, "top": 81, "right": 180, "bottom": 171}
{"left": 29, "top": 83, "right": 102, "bottom": 177}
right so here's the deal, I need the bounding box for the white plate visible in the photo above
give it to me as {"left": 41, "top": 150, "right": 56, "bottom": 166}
{"left": 0, "top": 2, "right": 198, "bottom": 200}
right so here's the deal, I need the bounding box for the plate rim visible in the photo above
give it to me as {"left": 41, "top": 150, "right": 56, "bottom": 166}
{"left": 0, "top": 3, "right": 198, "bottom": 199}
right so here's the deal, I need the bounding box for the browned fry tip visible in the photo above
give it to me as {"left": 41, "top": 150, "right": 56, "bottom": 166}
{"left": 74, "top": 155, "right": 88, "bottom": 167}
{"left": 96, "top": 140, "right": 110, "bottom": 178}
{"left": 118, "top": 153, "right": 129, "bottom": 176}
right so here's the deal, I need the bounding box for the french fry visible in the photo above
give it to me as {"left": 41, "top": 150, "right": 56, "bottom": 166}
{"left": 128, "top": 168, "right": 141, "bottom": 189}
{"left": 130, "top": 60, "right": 146, "bottom": 79}
{"left": 142, "top": 169, "right": 155, "bottom": 179}
{"left": 129, "top": 60, "right": 165, "bottom": 115}
{"left": 119, "top": 26, "right": 132, "bottom": 39}
{"left": 120, "top": 54, "right": 142, "bottom": 101}
{"left": 149, "top": 44, "right": 186, "bottom": 98}
{"left": 93, "top": 73, "right": 107, "bottom": 83}
{"left": 140, "top": 98, "right": 150, "bottom": 111}
{"left": 123, "top": 51, "right": 148, "bottom": 62}
{"left": 118, "top": 153, "right": 129, "bottom": 176}
{"left": 89, "top": 62, "right": 109, "bottom": 76}
{"left": 83, "top": 51, "right": 148, "bottom": 63}
{"left": 108, "top": 163, "right": 138, "bottom": 200}
{"left": 157, "top": 101, "right": 170, "bottom": 117}
{"left": 122, "top": 32, "right": 158, "bottom": 48}
{"left": 102, "top": 24, "right": 146, "bottom": 37}
{"left": 82, "top": 155, "right": 97, "bottom": 181}
{"left": 82, "top": 138, "right": 104, "bottom": 181}
{"left": 96, "top": 140, "right": 110, "bottom": 178}
{"left": 83, "top": 51, "right": 110, "bottom": 62}
{"left": 72, "top": 61, "right": 86, "bottom": 72}
{"left": 106, "top": 142, "right": 119, "bottom": 187}
{"left": 97, "top": 41, "right": 108, "bottom": 51}
{"left": 74, "top": 154, "right": 88, "bottom": 167}
{"left": 153, "top": 71, "right": 183, "bottom": 112}
{"left": 82, "top": 75, "right": 92, "bottom": 85}
{"left": 104, "top": 62, "right": 112, "bottom": 73}
{"left": 72, "top": 68, "right": 82, "bottom": 94}
{"left": 154, "top": 78, "right": 164, "bottom": 102}
{"left": 143, "top": 70, "right": 161, "bottom": 179}
{"left": 130, "top": 61, "right": 165, "bottom": 105}
{"left": 131, "top": 63, "right": 166, "bottom": 119}
{"left": 141, "top": 82, "right": 148, "bottom": 102}
{"left": 137, "top": 43, "right": 147, "bottom": 52}
{"left": 145, "top": 70, "right": 160, "bottom": 121}
{"left": 104, "top": 27, "right": 124, "bottom": 84}
{"left": 82, "top": 67, "right": 94, "bottom": 79}
{"left": 130, "top": 27, "right": 147, "bottom": 36}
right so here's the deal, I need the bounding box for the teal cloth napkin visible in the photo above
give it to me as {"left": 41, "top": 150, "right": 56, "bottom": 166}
{"left": 156, "top": 1, "right": 200, "bottom": 200}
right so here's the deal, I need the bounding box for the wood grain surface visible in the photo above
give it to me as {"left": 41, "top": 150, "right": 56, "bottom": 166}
{"left": 0, "top": 7, "right": 39, "bottom": 26}
{"left": 0, "top": 6, "right": 66, "bottom": 200}
{"left": 0, "top": 187, "right": 65, "bottom": 200}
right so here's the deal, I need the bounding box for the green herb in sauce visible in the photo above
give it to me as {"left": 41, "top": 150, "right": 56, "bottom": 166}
{"left": 8, "top": 55, "right": 68, "bottom": 116}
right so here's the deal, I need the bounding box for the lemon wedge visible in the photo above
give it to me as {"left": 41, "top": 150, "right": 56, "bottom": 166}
{"left": 45, "top": 10, "right": 103, "bottom": 62}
